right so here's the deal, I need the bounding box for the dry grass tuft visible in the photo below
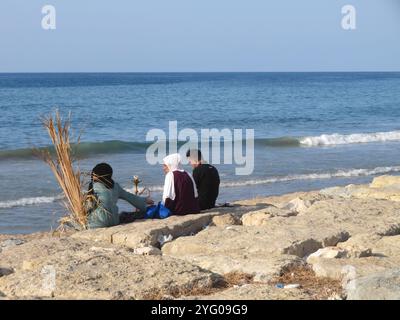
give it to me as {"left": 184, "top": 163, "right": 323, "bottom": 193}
{"left": 269, "top": 264, "right": 343, "bottom": 300}
{"left": 38, "top": 111, "right": 89, "bottom": 230}
{"left": 142, "top": 272, "right": 254, "bottom": 300}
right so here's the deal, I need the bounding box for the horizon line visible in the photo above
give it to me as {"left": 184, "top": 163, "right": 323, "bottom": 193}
{"left": 1, "top": 70, "right": 400, "bottom": 74}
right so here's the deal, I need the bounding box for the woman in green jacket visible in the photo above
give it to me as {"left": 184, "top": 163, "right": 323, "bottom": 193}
{"left": 86, "top": 163, "right": 153, "bottom": 229}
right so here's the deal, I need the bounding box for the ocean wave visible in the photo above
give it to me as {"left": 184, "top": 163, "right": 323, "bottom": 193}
{"left": 2, "top": 130, "right": 400, "bottom": 161}
{"left": 0, "top": 195, "right": 63, "bottom": 209}
{"left": 0, "top": 140, "right": 153, "bottom": 160}
{"left": 300, "top": 131, "right": 400, "bottom": 147}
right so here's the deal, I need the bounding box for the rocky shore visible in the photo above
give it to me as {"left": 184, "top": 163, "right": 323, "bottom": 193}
{"left": 1, "top": 175, "right": 400, "bottom": 300}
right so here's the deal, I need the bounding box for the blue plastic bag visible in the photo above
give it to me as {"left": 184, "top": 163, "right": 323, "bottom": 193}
{"left": 145, "top": 202, "right": 171, "bottom": 219}
{"left": 145, "top": 204, "right": 158, "bottom": 219}
{"left": 158, "top": 203, "right": 171, "bottom": 219}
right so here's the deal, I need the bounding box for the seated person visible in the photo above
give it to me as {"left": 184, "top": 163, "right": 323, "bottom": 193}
{"left": 86, "top": 163, "right": 153, "bottom": 229}
{"left": 186, "top": 149, "right": 220, "bottom": 210}
{"left": 162, "top": 153, "right": 200, "bottom": 215}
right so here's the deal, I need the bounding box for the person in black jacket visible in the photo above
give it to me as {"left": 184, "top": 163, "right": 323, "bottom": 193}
{"left": 186, "top": 149, "right": 220, "bottom": 210}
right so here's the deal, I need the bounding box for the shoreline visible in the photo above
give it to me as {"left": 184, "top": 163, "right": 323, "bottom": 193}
{"left": 2, "top": 175, "right": 400, "bottom": 300}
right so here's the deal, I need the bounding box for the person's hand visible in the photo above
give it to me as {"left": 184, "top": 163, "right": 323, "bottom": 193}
{"left": 146, "top": 197, "right": 154, "bottom": 206}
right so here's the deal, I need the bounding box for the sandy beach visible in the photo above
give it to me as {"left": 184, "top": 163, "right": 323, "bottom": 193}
{"left": 1, "top": 174, "right": 400, "bottom": 300}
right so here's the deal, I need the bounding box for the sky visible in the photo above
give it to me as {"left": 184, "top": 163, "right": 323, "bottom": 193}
{"left": 0, "top": 0, "right": 399, "bottom": 72}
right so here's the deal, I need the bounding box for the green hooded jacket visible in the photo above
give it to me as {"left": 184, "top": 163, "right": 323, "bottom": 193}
{"left": 87, "top": 182, "right": 147, "bottom": 229}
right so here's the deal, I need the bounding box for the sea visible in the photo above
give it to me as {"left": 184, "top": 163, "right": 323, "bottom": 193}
{"left": 1, "top": 72, "right": 400, "bottom": 234}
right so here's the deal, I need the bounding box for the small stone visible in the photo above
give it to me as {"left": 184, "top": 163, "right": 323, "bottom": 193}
{"left": 133, "top": 246, "right": 162, "bottom": 256}
{"left": 0, "top": 267, "right": 14, "bottom": 277}
{"left": 307, "top": 247, "right": 348, "bottom": 264}
{"left": 1, "top": 239, "right": 25, "bottom": 249}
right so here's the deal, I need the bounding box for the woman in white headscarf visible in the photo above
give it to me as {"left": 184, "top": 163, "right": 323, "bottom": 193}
{"left": 162, "top": 153, "right": 200, "bottom": 215}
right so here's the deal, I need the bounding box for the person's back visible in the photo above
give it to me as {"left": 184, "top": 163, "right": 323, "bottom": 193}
{"left": 167, "top": 170, "right": 200, "bottom": 215}
{"left": 162, "top": 153, "right": 200, "bottom": 216}
{"left": 193, "top": 163, "right": 220, "bottom": 210}
{"left": 86, "top": 163, "right": 150, "bottom": 229}
{"left": 87, "top": 182, "right": 147, "bottom": 229}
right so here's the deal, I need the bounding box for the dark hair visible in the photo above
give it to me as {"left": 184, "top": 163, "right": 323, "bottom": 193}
{"left": 88, "top": 163, "right": 115, "bottom": 195}
{"left": 186, "top": 149, "right": 202, "bottom": 161}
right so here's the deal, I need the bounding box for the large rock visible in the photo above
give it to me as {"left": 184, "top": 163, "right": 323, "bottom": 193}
{"left": 346, "top": 268, "right": 400, "bottom": 300}
{"left": 300, "top": 198, "right": 400, "bottom": 236}
{"left": 336, "top": 234, "right": 373, "bottom": 258}
{"left": 370, "top": 175, "right": 400, "bottom": 189}
{"left": 310, "top": 256, "right": 399, "bottom": 281}
{"left": 320, "top": 176, "right": 400, "bottom": 202}
{"left": 0, "top": 237, "right": 220, "bottom": 299}
{"left": 162, "top": 221, "right": 349, "bottom": 280}
{"left": 72, "top": 212, "right": 222, "bottom": 249}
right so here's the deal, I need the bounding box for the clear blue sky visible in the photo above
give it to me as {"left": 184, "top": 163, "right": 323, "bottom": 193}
{"left": 0, "top": 0, "right": 399, "bottom": 72}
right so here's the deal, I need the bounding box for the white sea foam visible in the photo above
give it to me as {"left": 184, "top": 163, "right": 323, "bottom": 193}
{"left": 300, "top": 131, "right": 400, "bottom": 146}
{"left": 219, "top": 166, "right": 400, "bottom": 187}
{"left": 143, "top": 166, "right": 400, "bottom": 190}
{"left": 0, "top": 195, "right": 63, "bottom": 209}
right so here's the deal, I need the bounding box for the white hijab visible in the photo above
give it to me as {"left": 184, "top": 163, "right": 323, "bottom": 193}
{"left": 162, "top": 153, "right": 197, "bottom": 204}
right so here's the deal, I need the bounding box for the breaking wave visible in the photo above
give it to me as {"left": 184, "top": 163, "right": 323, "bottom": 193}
{"left": 2, "top": 130, "right": 400, "bottom": 161}
{"left": 0, "top": 195, "right": 64, "bottom": 209}
{"left": 300, "top": 130, "right": 400, "bottom": 147}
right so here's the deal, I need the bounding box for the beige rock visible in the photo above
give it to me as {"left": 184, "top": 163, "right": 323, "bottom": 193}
{"left": 211, "top": 214, "right": 241, "bottom": 227}
{"left": 3, "top": 175, "right": 400, "bottom": 300}
{"left": 337, "top": 235, "right": 374, "bottom": 258}
{"left": 307, "top": 247, "right": 348, "bottom": 264}
{"left": 0, "top": 238, "right": 220, "bottom": 299}
{"left": 72, "top": 212, "right": 221, "bottom": 249}
{"left": 310, "top": 256, "right": 399, "bottom": 280}
{"left": 279, "top": 198, "right": 311, "bottom": 214}
{"left": 352, "top": 187, "right": 400, "bottom": 202}
{"left": 301, "top": 198, "right": 400, "bottom": 236}
{"left": 241, "top": 210, "right": 271, "bottom": 226}
{"left": 319, "top": 184, "right": 364, "bottom": 199}
{"left": 163, "top": 223, "right": 348, "bottom": 280}
{"left": 370, "top": 175, "right": 400, "bottom": 189}
{"left": 320, "top": 176, "right": 400, "bottom": 202}
{"left": 346, "top": 268, "right": 400, "bottom": 300}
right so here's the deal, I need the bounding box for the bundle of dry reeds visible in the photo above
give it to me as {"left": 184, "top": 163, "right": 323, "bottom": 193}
{"left": 39, "top": 111, "right": 88, "bottom": 229}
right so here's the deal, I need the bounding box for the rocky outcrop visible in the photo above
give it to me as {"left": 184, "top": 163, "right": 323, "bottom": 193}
{"left": 2, "top": 175, "right": 400, "bottom": 300}
{"left": 320, "top": 175, "right": 400, "bottom": 202}
{"left": 162, "top": 222, "right": 349, "bottom": 281}
{"left": 346, "top": 269, "right": 400, "bottom": 300}
{"left": 71, "top": 212, "right": 221, "bottom": 249}
{"left": 0, "top": 237, "right": 220, "bottom": 299}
